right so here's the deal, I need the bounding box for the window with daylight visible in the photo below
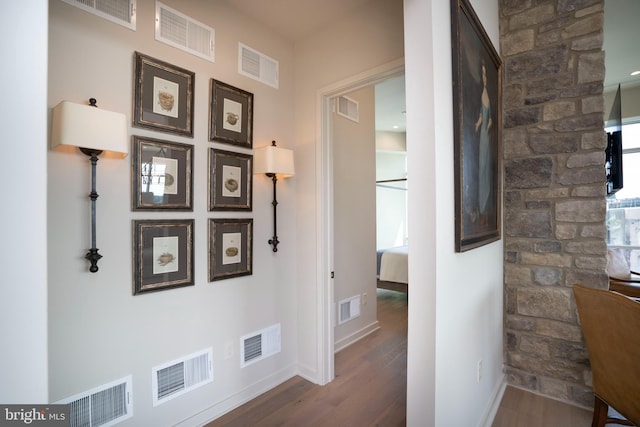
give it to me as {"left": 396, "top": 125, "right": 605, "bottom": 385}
{"left": 605, "top": 120, "right": 640, "bottom": 271}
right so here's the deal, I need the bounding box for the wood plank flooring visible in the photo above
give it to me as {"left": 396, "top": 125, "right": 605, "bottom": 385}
{"left": 205, "top": 289, "right": 407, "bottom": 427}
{"left": 491, "top": 386, "right": 593, "bottom": 427}
{"left": 205, "top": 289, "right": 598, "bottom": 427}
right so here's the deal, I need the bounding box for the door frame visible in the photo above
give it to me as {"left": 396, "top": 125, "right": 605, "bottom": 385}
{"left": 315, "top": 58, "right": 405, "bottom": 384}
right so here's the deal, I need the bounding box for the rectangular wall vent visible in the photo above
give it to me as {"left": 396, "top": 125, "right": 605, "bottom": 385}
{"left": 238, "top": 43, "right": 279, "bottom": 89}
{"left": 152, "top": 348, "right": 213, "bottom": 406}
{"left": 336, "top": 96, "right": 359, "bottom": 123}
{"left": 56, "top": 376, "right": 133, "bottom": 427}
{"left": 61, "top": 0, "right": 136, "bottom": 31}
{"left": 155, "top": 1, "right": 215, "bottom": 62}
{"left": 338, "top": 295, "right": 361, "bottom": 324}
{"left": 240, "top": 324, "right": 281, "bottom": 368}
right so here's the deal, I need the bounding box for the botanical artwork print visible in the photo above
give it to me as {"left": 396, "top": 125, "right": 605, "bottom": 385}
{"left": 222, "top": 98, "right": 242, "bottom": 133}
{"left": 459, "top": 10, "right": 499, "bottom": 239}
{"left": 222, "top": 232, "right": 241, "bottom": 265}
{"left": 153, "top": 235, "right": 179, "bottom": 274}
{"left": 153, "top": 76, "right": 179, "bottom": 118}
{"left": 143, "top": 156, "right": 178, "bottom": 196}
{"left": 222, "top": 164, "right": 241, "bottom": 198}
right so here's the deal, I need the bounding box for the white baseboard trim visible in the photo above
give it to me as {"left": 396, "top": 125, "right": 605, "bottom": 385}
{"left": 478, "top": 374, "right": 506, "bottom": 427}
{"left": 333, "top": 320, "right": 380, "bottom": 353}
{"left": 296, "top": 362, "right": 319, "bottom": 384}
{"left": 174, "top": 363, "right": 297, "bottom": 427}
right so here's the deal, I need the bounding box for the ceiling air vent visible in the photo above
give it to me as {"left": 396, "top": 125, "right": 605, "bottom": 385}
{"left": 338, "top": 295, "right": 361, "bottom": 324}
{"left": 60, "top": 0, "right": 136, "bottom": 30}
{"left": 155, "top": 1, "right": 215, "bottom": 62}
{"left": 336, "top": 96, "right": 359, "bottom": 123}
{"left": 152, "top": 348, "right": 213, "bottom": 406}
{"left": 240, "top": 324, "right": 281, "bottom": 368}
{"left": 56, "top": 376, "right": 133, "bottom": 427}
{"left": 239, "top": 43, "right": 279, "bottom": 89}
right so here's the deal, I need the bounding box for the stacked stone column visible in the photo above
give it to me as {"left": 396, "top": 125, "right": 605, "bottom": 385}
{"left": 499, "top": 0, "right": 607, "bottom": 406}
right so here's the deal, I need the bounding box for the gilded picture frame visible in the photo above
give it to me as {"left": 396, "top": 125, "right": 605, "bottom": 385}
{"left": 131, "top": 136, "right": 193, "bottom": 211}
{"left": 133, "top": 52, "right": 195, "bottom": 137}
{"left": 451, "top": 0, "right": 502, "bottom": 252}
{"left": 133, "top": 219, "right": 194, "bottom": 294}
{"left": 208, "top": 218, "right": 253, "bottom": 281}
{"left": 209, "top": 148, "right": 253, "bottom": 211}
{"left": 209, "top": 79, "right": 253, "bottom": 148}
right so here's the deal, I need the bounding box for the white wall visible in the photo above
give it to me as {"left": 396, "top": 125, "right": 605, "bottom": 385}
{"left": 0, "top": 0, "right": 49, "bottom": 404}
{"left": 333, "top": 86, "right": 378, "bottom": 349}
{"left": 293, "top": 0, "right": 405, "bottom": 382}
{"left": 405, "top": 0, "right": 504, "bottom": 426}
{"left": 48, "top": 1, "right": 297, "bottom": 424}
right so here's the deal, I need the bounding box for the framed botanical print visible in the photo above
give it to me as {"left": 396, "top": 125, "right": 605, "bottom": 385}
{"left": 208, "top": 218, "right": 253, "bottom": 281}
{"left": 133, "top": 219, "right": 194, "bottom": 294}
{"left": 131, "top": 136, "right": 193, "bottom": 211}
{"left": 451, "top": 0, "right": 502, "bottom": 252}
{"left": 133, "top": 52, "right": 195, "bottom": 137}
{"left": 209, "top": 79, "right": 253, "bottom": 148}
{"left": 209, "top": 148, "right": 253, "bottom": 211}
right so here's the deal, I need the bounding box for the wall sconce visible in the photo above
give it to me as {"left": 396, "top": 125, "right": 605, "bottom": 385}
{"left": 51, "top": 98, "right": 128, "bottom": 273}
{"left": 254, "top": 140, "right": 295, "bottom": 252}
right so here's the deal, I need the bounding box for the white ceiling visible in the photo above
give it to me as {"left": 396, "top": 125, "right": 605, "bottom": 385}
{"left": 223, "top": 0, "right": 639, "bottom": 131}
{"left": 222, "top": 0, "right": 373, "bottom": 41}
{"left": 375, "top": 76, "right": 406, "bottom": 133}
{"left": 603, "top": 0, "right": 640, "bottom": 90}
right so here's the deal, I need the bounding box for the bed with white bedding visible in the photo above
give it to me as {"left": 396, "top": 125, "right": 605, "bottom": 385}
{"left": 376, "top": 245, "right": 408, "bottom": 293}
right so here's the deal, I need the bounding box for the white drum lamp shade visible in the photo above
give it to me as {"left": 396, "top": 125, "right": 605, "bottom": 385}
{"left": 254, "top": 143, "right": 295, "bottom": 178}
{"left": 51, "top": 100, "right": 128, "bottom": 158}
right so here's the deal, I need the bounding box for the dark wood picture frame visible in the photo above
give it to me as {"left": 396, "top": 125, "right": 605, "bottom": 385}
{"left": 133, "top": 219, "right": 194, "bottom": 294}
{"left": 209, "top": 79, "right": 253, "bottom": 148}
{"left": 451, "top": 0, "right": 502, "bottom": 252}
{"left": 209, "top": 148, "right": 253, "bottom": 211}
{"left": 131, "top": 136, "right": 193, "bottom": 211}
{"left": 133, "top": 52, "right": 195, "bottom": 137}
{"left": 208, "top": 218, "right": 253, "bottom": 281}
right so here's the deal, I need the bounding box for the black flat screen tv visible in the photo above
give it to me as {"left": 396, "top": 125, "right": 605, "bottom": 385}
{"left": 606, "top": 85, "right": 623, "bottom": 195}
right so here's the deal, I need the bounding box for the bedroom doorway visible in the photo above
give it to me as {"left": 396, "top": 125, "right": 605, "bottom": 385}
{"left": 316, "top": 58, "right": 406, "bottom": 383}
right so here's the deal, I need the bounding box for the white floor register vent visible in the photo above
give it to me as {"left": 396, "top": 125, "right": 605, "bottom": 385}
{"left": 152, "top": 347, "right": 213, "bottom": 406}
{"left": 55, "top": 376, "right": 133, "bottom": 427}
{"left": 240, "top": 323, "right": 281, "bottom": 368}
{"left": 338, "top": 295, "right": 361, "bottom": 325}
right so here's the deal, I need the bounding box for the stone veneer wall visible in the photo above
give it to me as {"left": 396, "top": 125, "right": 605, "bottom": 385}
{"left": 499, "top": 0, "right": 608, "bottom": 407}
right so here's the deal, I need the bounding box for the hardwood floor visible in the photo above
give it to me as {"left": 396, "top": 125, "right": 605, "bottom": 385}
{"left": 205, "top": 289, "right": 408, "bottom": 427}
{"left": 492, "top": 386, "right": 593, "bottom": 427}
{"left": 205, "top": 289, "right": 598, "bottom": 427}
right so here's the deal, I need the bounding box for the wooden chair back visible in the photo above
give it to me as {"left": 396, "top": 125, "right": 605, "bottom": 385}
{"left": 573, "top": 284, "right": 640, "bottom": 426}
